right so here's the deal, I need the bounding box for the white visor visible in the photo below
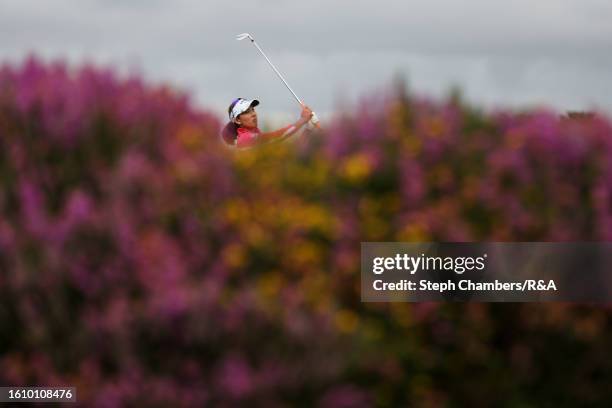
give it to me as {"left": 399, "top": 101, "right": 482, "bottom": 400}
{"left": 229, "top": 98, "right": 259, "bottom": 122}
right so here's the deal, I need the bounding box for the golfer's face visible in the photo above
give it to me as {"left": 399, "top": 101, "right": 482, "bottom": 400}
{"left": 238, "top": 107, "right": 258, "bottom": 128}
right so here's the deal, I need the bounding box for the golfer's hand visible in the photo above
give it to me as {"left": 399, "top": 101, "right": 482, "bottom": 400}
{"left": 300, "top": 105, "right": 313, "bottom": 121}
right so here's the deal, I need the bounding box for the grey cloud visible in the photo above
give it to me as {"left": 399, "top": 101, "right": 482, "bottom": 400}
{"left": 1, "top": 0, "right": 611, "bottom": 122}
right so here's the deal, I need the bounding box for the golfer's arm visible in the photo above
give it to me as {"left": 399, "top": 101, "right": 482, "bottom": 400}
{"left": 260, "top": 119, "right": 308, "bottom": 142}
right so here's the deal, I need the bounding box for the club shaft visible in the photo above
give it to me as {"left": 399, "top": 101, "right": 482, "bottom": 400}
{"left": 250, "top": 40, "right": 303, "bottom": 105}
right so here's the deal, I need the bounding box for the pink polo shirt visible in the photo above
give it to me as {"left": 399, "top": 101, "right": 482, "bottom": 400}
{"left": 236, "top": 127, "right": 261, "bottom": 148}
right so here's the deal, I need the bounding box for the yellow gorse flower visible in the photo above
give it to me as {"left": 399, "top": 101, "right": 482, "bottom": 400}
{"left": 341, "top": 153, "right": 372, "bottom": 183}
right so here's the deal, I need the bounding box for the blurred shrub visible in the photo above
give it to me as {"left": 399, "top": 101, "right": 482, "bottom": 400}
{"left": 1, "top": 57, "right": 612, "bottom": 406}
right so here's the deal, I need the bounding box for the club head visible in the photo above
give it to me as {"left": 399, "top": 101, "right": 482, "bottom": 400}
{"left": 236, "top": 33, "right": 253, "bottom": 41}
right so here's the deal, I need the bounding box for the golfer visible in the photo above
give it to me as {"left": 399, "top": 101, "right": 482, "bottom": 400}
{"left": 221, "top": 98, "right": 313, "bottom": 148}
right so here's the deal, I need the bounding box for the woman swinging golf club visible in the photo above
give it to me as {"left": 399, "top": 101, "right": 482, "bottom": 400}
{"left": 222, "top": 33, "right": 320, "bottom": 148}
{"left": 222, "top": 98, "right": 313, "bottom": 148}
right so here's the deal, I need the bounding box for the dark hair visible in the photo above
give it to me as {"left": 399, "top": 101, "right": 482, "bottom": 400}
{"left": 221, "top": 98, "right": 242, "bottom": 146}
{"left": 222, "top": 122, "right": 239, "bottom": 145}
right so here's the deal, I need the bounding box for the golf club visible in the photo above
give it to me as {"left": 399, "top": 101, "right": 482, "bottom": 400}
{"left": 236, "top": 32, "right": 320, "bottom": 128}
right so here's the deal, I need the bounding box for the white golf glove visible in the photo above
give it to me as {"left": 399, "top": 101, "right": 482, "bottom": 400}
{"left": 307, "top": 111, "right": 320, "bottom": 129}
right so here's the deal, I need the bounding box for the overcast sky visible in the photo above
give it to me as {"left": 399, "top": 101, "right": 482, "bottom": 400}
{"left": 1, "top": 0, "right": 612, "bottom": 123}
